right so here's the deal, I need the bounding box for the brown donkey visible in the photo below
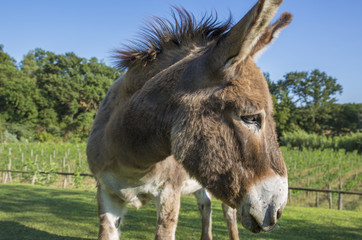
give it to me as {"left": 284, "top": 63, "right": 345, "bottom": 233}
{"left": 87, "top": 0, "right": 292, "bottom": 239}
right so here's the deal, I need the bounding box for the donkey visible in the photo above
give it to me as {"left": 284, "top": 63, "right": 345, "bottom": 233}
{"left": 87, "top": 0, "right": 292, "bottom": 239}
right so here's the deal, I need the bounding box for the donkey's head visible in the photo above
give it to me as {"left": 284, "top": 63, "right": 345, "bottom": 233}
{"left": 169, "top": 0, "right": 292, "bottom": 233}
{"left": 115, "top": 0, "right": 292, "bottom": 233}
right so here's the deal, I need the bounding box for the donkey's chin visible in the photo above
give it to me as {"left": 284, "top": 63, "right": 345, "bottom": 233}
{"left": 237, "top": 175, "right": 288, "bottom": 233}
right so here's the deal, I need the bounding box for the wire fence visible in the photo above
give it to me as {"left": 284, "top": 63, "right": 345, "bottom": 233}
{"left": 1, "top": 169, "right": 361, "bottom": 210}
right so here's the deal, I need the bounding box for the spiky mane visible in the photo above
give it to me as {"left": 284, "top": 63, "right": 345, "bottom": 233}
{"left": 114, "top": 8, "right": 231, "bottom": 69}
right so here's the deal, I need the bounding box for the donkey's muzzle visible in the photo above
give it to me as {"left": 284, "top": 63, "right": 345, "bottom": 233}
{"left": 237, "top": 175, "right": 288, "bottom": 233}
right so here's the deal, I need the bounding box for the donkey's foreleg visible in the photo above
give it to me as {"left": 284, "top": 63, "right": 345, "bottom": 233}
{"left": 194, "top": 189, "right": 212, "bottom": 240}
{"left": 154, "top": 185, "right": 181, "bottom": 240}
{"left": 97, "top": 185, "right": 127, "bottom": 240}
{"left": 222, "top": 203, "right": 239, "bottom": 240}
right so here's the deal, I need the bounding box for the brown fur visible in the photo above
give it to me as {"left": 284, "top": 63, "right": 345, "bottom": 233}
{"left": 87, "top": 0, "right": 292, "bottom": 238}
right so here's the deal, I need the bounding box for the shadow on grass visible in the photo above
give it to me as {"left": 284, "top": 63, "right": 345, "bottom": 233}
{"left": 0, "top": 184, "right": 97, "bottom": 239}
{"left": 1, "top": 185, "right": 361, "bottom": 240}
{"left": 0, "top": 221, "right": 92, "bottom": 240}
{"left": 0, "top": 184, "right": 97, "bottom": 221}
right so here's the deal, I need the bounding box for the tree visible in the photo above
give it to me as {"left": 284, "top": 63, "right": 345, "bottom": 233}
{"left": 280, "top": 69, "right": 343, "bottom": 133}
{"left": 265, "top": 73, "right": 297, "bottom": 135}
{"left": 20, "top": 49, "right": 120, "bottom": 137}
{"left": 0, "top": 45, "right": 38, "bottom": 124}
{"left": 328, "top": 103, "right": 362, "bottom": 133}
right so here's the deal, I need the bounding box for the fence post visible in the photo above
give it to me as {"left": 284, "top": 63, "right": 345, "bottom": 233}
{"left": 31, "top": 164, "right": 38, "bottom": 185}
{"left": 62, "top": 157, "right": 67, "bottom": 188}
{"left": 68, "top": 165, "right": 72, "bottom": 184}
{"left": 2, "top": 170, "right": 7, "bottom": 184}
{"left": 315, "top": 192, "right": 319, "bottom": 208}
{"left": 48, "top": 155, "right": 52, "bottom": 181}
{"left": 7, "top": 157, "right": 12, "bottom": 183}
{"left": 328, "top": 183, "right": 332, "bottom": 209}
{"left": 338, "top": 180, "right": 343, "bottom": 210}
{"left": 306, "top": 176, "right": 310, "bottom": 197}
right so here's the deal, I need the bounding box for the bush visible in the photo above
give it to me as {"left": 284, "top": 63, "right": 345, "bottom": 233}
{"left": 1, "top": 122, "right": 34, "bottom": 141}
{"left": 280, "top": 130, "right": 362, "bottom": 153}
{"left": 1, "top": 130, "right": 19, "bottom": 142}
{"left": 47, "top": 125, "right": 61, "bottom": 137}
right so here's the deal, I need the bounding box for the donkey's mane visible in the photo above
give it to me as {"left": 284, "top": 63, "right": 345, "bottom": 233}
{"left": 114, "top": 8, "right": 231, "bottom": 69}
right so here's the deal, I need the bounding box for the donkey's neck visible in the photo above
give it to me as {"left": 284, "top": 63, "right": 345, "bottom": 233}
{"left": 104, "top": 44, "right": 208, "bottom": 170}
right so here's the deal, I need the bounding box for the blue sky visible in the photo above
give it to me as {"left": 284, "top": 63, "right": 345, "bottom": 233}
{"left": 1, "top": 0, "right": 361, "bottom": 103}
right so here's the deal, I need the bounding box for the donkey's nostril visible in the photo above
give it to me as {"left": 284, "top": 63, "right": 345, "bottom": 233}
{"left": 276, "top": 208, "right": 282, "bottom": 220}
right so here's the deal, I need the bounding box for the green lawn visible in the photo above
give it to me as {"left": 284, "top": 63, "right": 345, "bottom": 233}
{"left": 0, "top": 184, "right": 361, "bottom": 240}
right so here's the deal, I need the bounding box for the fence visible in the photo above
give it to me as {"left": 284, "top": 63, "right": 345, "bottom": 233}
{"left": 1, "top": 169, "right": 361, "bottom": 210}
{"left": 288, "top": 186, "right": 362, "bottom": 210}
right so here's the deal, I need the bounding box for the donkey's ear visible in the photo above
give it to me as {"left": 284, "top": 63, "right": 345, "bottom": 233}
{"left": 250, "top": 12, "right": 292, "bottom": 59}
{"left": 209, "top": 0, "right": 284, "bottom": 69}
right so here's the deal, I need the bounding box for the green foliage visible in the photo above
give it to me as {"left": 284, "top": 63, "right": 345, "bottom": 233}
{"left": 0, "top": 44, "right": 359, "bottom": 141}
{"left": 328, "top": 103, "right": 361, "bottom": 133}
{"left": 1, "top": 130, "right": 19, "bottom": 142}
{"left": 282, "top": 146, "right": 362, "bottom": 190}
{"left": 0, "top": 121, "right": 34, "bottom": 141}
{"left": 0, "top": 46, "right": 39, "bottom": 125}
{"left": 0, "top": 142, "right": 89, "bottom": 187}
{"left": 265, "top": 70, "right": 359, "bottom": 136}
{"left": 280, "top": 129, "right": 362, "bottom": 153}
{"left": 265, "top": 73, "right": 296, "bottom": 135}
{"left": 0, "top": 45, "right": 122, "bottom": 141}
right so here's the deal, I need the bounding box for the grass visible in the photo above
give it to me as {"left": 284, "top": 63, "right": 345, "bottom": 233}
{"left": 0, "top": 142, "right": 361, "bottom": 211}
{"left": 0, "top": 184, "right": 361, "bottom": 240}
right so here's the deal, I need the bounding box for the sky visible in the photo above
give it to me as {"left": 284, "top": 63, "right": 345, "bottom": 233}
{"left": 1, "top": 0, "right": 361, "bottom": 104}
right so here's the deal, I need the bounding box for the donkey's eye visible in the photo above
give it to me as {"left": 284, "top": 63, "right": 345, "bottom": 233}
{"left": 241, "top": 114, "right": 261, "bottom": 128}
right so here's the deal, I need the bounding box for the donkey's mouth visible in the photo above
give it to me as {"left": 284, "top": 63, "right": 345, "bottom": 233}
{"left": 248, "top": 217, "right": 262, "bottom": 233}
{"left": 240, "top": 211, "right": 276, "bottom": 233}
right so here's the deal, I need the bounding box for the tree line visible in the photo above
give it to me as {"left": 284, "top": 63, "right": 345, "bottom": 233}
{"left": 0, "top": 45, "right": 360, "bottom": 142}
{"left": 264, "top": 72, "right": 361, "bottom": 136}
{"left": 0, "top": 45, "right": 120, "bottom": 141}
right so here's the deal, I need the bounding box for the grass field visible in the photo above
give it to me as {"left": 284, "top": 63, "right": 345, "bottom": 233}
{"left": 1, "top": 142, "right": 361, "bottom": 210}
{"left": 0, "top": 184, "right": 361, "bottom": 240}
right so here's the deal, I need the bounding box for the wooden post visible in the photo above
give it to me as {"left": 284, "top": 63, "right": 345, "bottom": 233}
{"left": 2, "top": 170, "right": 7, "bottom": 184}
{"left": 5, "top": 148, "right": 12, "bottom": 183}
{"left": 338, "top": 179, "right": 343, "bottom": 210}
{"left": 62, "top": 157, "right": 67, "bottom": 188}
{"left": 7, "top": 155, "right": 12, "bottom": 183}
{"left": 306, "top": 176, "right": 310, "bottom": 197}
{"left": 315, "top": 192, "right": 319, "bottom": 208}
{"left": 31, "top": 173, "right": 36, "bottom": 184}
{"left": 31, "top": 164, "right": 38, "bottom": 185}
{"left": 328, "top": 183, "right": 332, "bottom": 209}
{"left": 63, "top": 175, "right": 67, "bottom": 188}
{"left": 68, "top": 165, "right": 72, "bottom": 184}
{"left": 48, "top": 155, "right": 52, "bottom": 181}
